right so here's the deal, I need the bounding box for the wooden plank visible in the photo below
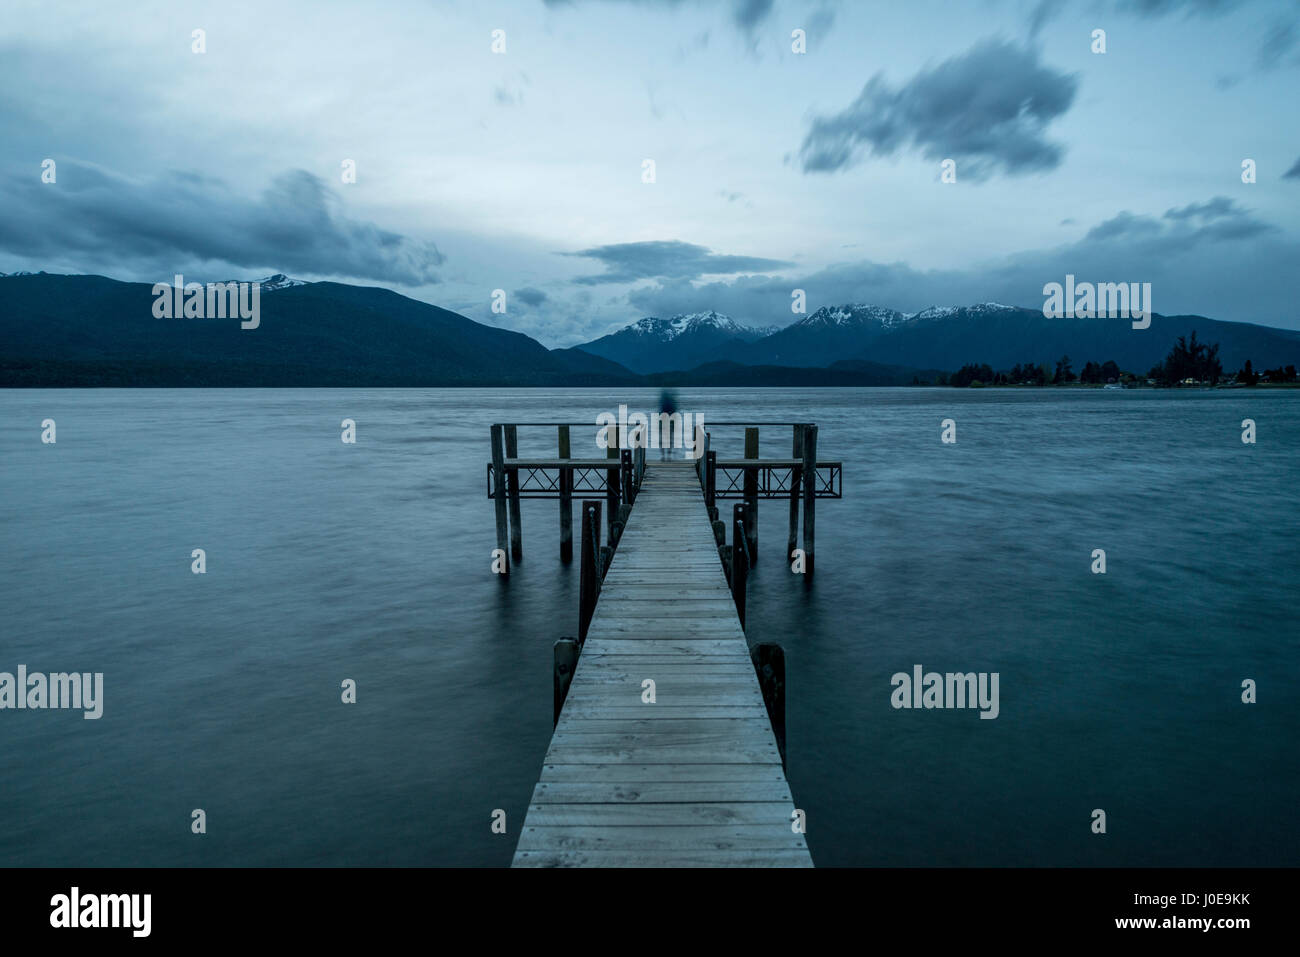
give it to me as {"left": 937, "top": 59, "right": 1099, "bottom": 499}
{"left": 542, "top": 742, "right": 780, "bottom": 765}
{"left": 554, "top": 717, "right": 775, "bottom": 735}
{"left": 577, "top": 639, "right": 746, "bottom": 655}
{"left": 556, "top": 703, "right": 765, "bottom": 720}
{"left": 539, "top": 763, "right": 787, "bottom": 783}
{"left": 531, "top": 781, "right": 793, "bottom": 805}
{"left": 523, "top": 802, "right": 794, "bottom": 827}
{"left": 515, "top": 826, "right": 807, "bottom": 852}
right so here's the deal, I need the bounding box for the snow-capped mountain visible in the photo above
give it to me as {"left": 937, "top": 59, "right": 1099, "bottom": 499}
{"left": 254, "top": 273, "right": 308, "bottom": 291}
{"left": 212, "top": 273, "right": 307, "bottom": 291}
{"left": 577, "top": 310, "right": 773, "bottom": 373}
{"left": 576, "top": 302, "right": 1031, "bottom": 372}
{"left": 625, "top": 311, "right": 765, "bottom": 342}
{"left": 797, "top": 303, "right": 909, "bottom": 329}
{"left": 907, "top": 302, "right": 1013, "bottom": 321}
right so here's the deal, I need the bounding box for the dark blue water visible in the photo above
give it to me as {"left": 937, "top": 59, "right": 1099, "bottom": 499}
{"left": 1, "top": 388, "right": 1296, "bottom": 866}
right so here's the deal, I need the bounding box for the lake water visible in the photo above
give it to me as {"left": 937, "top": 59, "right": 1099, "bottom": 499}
{"left": 1, "top": 387, "right": 1296, "bottom": 867}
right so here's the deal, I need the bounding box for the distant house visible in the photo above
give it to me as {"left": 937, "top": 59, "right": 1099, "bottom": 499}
{"left": 1181, "top": 377, "right": 1197, "bottom": 385}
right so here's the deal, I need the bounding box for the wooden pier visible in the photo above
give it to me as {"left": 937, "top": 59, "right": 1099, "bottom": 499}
{"left": 513, "top": 462, "right": 812, "bottom": 867}
{"left": 488, "top": 421, "right": 840, "bottom": 867}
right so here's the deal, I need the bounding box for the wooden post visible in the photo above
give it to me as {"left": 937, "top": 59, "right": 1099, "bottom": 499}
{"left": 620, "top": 449, "right": 633, "bottom": 505}
{"left": 801, "top": 423, "right": 817, "bottom": 580}
{"left": 788, "top": 424, "right": 803, "bottom": 563}
{"left": 554, "top": 638, "right": 579, "bottom": 727}
{"left": 559, "top": 425, "right": 572, "bottom": 563}
{"left": 632, "top": 427, "right": 645, "bottom": 493}
{"left": 705, "top": 449, "right": 716, "bottom": 511}
{"left": 490, "top": 424, "right": 509, "bottom": 577}
{"left": 606, "top": 424, "right": 620, "bottom": 544}
{"left": 611, "top": 503, "right": 632, "bottom": 548}
{"left": 698, "top": 430, "right": 711, "bottom": 490}
{"left": 578, "top": 500, "right": 602, "bottom": 645}
{"left": 743, "top": 426, "right": 759, "bottom": 565}
{"left": 732, "top": 502, "right": 748, "bottom": 631}
{"left": 751, "top": 643, "right": 786, "bottom": 769}
{"left": 505, "top": 425, "right": 522, "bottom": 561}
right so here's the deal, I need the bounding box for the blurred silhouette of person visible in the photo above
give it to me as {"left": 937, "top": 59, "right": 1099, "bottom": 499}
{"left": 658, "top": 389, "right": 678, "bottom": 460}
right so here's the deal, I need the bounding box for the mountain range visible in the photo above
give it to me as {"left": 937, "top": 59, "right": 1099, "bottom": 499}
{"left": 2, "top": 272, "right": 1298, "bottom": 386}
{"left": 576, "top": 302, "right": 1300, "bottom": 375}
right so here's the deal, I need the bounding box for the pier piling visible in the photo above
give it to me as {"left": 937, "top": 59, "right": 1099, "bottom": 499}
{"left": 801, "top": 424, "right": 817, "bottom": 580}
{"left": 732, "top": 502, "right": 749, "bottom": 631}
{"left": 505, "top": 425, "right": 522, "bottom": 560}
{"left": 578, "top": 500, "right": 602, "bottom": 645}
{"left": 490, "top": 424, "right": 510, "bottom": 576}
{"left": 751, "top": 643, "right": 786, "bottom": 770}
{"left": 788, "top": 424, "right": 803, "bottom": 563}
{"left": 605, "top": 425, "right": 620, "bottom": 544}
{"left": 558, "top": 425, "right": 573, "bottom": 562}
{"left": 744, "top": 427, "right": 759, "bottom": 564}
{"left": 553, "top": 638, "right": 579, "bottom": 727}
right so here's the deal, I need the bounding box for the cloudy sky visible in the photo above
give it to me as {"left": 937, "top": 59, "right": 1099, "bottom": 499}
{"left": 2, "top": 0, "right": 1298, "bottom": 344}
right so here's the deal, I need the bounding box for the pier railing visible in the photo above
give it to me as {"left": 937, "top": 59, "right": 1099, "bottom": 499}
{"left": 486, "top": 421, "right": 841, "bottom": 578}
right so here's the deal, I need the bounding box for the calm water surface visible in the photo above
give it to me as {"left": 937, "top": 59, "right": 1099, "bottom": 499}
{"left": 1, "top": 387, "right": 1296, "bottom": 866}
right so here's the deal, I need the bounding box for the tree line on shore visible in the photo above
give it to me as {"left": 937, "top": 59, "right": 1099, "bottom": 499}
{"left": 927, "top": 332, "right": 1298, "bottom": 387}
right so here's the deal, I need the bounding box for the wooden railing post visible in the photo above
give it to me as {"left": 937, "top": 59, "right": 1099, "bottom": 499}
{"left": 559, "top": 425, "right": 572, "bottom": 563}
{"left": 554, "top": 638, "right": 579, "bottom": 726}
{"left": 579, "top": 500, "right": 602, "bottom": 645}
{"left": 744, "top": 426, "right": 759, "bottom": 565}
{"left": 632, "top": 427, "right": 645, "bottom": 492}
{"left": 732, "top": 502, "right": 748, "bottom": 631}
{"left": 505, "top": 424, "right": 522, "bottom": 560}
{"left": 620, "top": 449, "right": 633, "bottom": 505}
{"left": 605, "top": 424, "right": 620, "bottom": 544}
{"left": 801, "top": 423, "right": 817, "bottom": 580}
{"left": 788, "top": 424, "right": 803, "bottom": 564}
{"left": 751, "top": 643, "right": 786, "bottom": 769}
{"left": 705, "top": 449, "right": 717, "bottom": 513}
{"left": 490, "top": 424, "right": 509, "bottom": 577}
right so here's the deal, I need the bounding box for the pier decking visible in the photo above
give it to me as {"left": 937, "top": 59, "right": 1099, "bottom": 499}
{"left": 512, "top": 462, "right": 813, "bottom": 867}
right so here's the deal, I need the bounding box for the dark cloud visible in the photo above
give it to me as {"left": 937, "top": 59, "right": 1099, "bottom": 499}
{"left": 732, "top": 0, "right": 775, "bottom": 32}
{"left": 798, "top": 39, "right": 1078, "bottom": 180}
{"left": 0, "top": 163, "right": 444, "bottom": 284}
{"left": 1284, "top": 157, "right": 1300, "bottom": 179}
{"left": 1088, "top": 197, "right": 1273, "bottom": 247}
{"left": 1162, "top": 196, "right": 1238, "bottom": 221}
{"left": 562, "top": 240, "right": 793, "bottom": 284}
{"left": 513, "top": 286, "right": 548, "bottom": 307}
